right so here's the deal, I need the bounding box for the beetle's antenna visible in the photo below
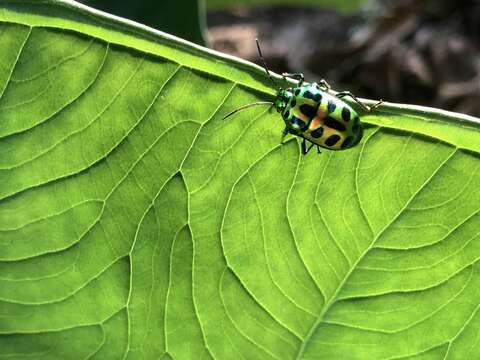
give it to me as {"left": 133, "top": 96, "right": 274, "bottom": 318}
{"left": 255, "top": 38, "right": 279, "bottom": 90}
{"left": 223, "top": 101, "right": 273, "bottom": 120}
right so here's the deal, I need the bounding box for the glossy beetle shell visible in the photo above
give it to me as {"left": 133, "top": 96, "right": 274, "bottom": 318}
{"left": 275, "top": 82, "right": 362, "bottom": 150}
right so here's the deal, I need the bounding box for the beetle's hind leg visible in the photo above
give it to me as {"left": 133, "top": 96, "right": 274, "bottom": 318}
{"left": 335, "top": 91, "right": 383, "bottom": 112}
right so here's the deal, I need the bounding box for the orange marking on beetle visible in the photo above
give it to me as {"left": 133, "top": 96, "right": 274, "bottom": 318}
{"left": 309, "top": 117, "right": 322, "bottom": 130}
{"left": 316, "top": 105, "right": 327, "bottom": 119}
{"left": 292, "top": 107, "right": 309, "bottom": 122}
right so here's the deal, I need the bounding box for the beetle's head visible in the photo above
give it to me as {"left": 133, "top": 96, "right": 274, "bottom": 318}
{"left": 274, "top": 89, "right": 293, "bottom": 114}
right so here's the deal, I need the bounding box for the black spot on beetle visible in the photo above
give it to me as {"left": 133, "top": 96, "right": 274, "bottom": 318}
{"left": 325, "top": 134, "right": 341, "bottom": 147}
{"left": 292, "top": 116, "right": 308, "bottom": 131}
{"left": 290, "top": 99, "right": 296, "bottom": 108}
{"left": 324, "top": 117, "right": 346, "bottom": 132}
{"left": 284, "top": 110, "right": 290, "bottom": 119}
{"left": 303, "top": 91, "right": 314, "bottom": 99}
{"left": 295, "top": 89, "right": 301, "bottom": 96}
{"left": 341, "top": 135, "right": 354, "bottom": 148}
{"left": 311, "top": 127, "right": 324, "bottom": 138}
{"left": 327, "top": 100, "right": 336, "bottom": 114}
{"left": 352, "top": 117, "right": 361, "bottom": 134}
{"left": 342, "top": 107, "right": 351, "bottom": 122}
{"left": 303, "top": 91, "right": 322, "bottom": 102}
{"left": 299, "top": 104, "right": 317, "bottom": 118}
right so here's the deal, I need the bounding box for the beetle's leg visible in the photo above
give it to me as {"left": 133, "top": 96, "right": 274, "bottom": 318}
{"left": 317, "top": 146, "right": 321, "bottom": 154}
{"left": 371, "top": 99, "right": 383, "bottom": 110}
{"left": 336, "top": 91, "right": 370, "bottom": 111}
{"left": 301, "top": 138, "right": 307, "bottom": 154}
{"left": 282, "top": 72, "right": 304, "bottom": 87}
{"left": 301, "top": 138, "right": 315, "bottom": 155}
{"left": 319, "top": 79, "right": 332, "bottom": 91}
{"left": 335, "top": 91, "right": 383, "bottom": 112}
{"left": 280, "top": 128, "right": 288, "bottom": 144}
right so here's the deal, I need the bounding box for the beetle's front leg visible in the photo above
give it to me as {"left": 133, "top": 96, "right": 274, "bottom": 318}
{"left": 282, "top": 72, "right": 305, "bottom": 87}
{"left": 280, "top": 128, "right": 288, "bottom": 144}
{"left": 301, "top": 138, "right": 315, "bottom": 155}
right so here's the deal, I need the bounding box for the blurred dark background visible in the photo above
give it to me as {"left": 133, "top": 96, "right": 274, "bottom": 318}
{"left": 80, "top": 0, "right": 480, "bottom": 116}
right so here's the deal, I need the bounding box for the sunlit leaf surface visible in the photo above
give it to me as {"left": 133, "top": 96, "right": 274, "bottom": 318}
{"left": 1, "top": 1, "right": 480, "bottom": 359}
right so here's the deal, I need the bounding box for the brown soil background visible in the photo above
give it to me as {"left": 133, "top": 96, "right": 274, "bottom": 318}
{"left": 209, "top": 0, "right": 480, "bottom": 117}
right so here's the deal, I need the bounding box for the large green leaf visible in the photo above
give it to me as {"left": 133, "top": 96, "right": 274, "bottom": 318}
{"left": 1, "top": 1, "right": 480, "bottom": 359}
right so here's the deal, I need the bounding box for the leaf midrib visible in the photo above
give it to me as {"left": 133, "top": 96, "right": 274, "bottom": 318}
{"left": 295, "top": 139, "right": 459, "bottom": 359}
